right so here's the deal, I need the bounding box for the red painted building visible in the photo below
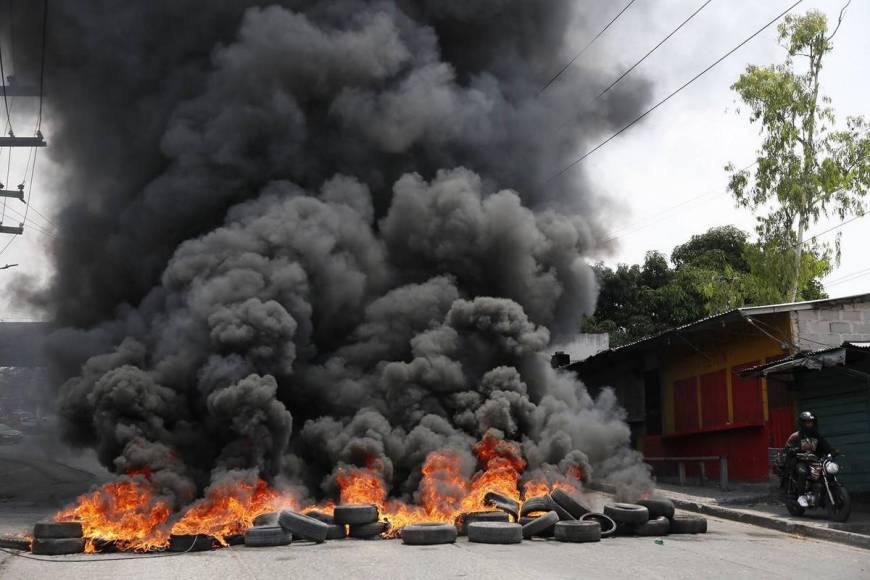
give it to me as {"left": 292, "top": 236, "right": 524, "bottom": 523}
{"left": 569, "top": 294, "right": 870, "bottom": 483}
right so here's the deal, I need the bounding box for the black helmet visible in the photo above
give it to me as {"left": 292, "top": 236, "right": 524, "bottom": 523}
{"left": 798, "top": 411, "right": 818, "bottom": 432}
{"left": 798, "top": 411, "right": 816, "bottom": 422}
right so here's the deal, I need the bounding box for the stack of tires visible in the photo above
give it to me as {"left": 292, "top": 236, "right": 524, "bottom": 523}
{"left": 600, "top": 498, "right": 707, "bottom": 537}
{"left": 30, "top": 521, "right": 85, "bottom": 555}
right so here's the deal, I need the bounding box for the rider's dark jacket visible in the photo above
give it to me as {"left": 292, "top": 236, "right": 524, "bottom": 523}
{"left": 785, "top": 429, "right": 833, "bottom": 457}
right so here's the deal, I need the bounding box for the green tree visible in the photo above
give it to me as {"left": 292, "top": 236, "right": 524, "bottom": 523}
{"left": 726, "top": 6, "right": 870, "bottom": 301}
{"left": 585, "top": 226, "right": 829, "bottom": 346}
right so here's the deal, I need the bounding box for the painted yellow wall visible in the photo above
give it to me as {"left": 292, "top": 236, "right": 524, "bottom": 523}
{"left": 661, "top": 313, "right": 792, "bottom": 434}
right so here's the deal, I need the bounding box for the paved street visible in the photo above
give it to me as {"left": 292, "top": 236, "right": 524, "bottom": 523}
{"left": 2, "top": 509, "right": 867, "bottom": 580}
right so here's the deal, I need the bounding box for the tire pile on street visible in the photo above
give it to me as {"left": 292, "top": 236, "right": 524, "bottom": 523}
{"left": 251, "top": 490, "right": 707, "bottom": 548}
{"left": 2, "top": 490, "right": 708, "bottom": 555}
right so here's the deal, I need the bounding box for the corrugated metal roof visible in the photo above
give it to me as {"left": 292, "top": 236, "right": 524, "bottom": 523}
{"left": 573, "top": 292, "right": 870, "bottom": 367}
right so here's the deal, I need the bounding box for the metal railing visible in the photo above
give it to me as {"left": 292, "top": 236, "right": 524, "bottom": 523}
{"left": 644, "top": 455, "right": 729, "bottom": 490}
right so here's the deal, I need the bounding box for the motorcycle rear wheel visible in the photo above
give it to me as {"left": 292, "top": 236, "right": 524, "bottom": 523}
{"left": 828, "top": 486, "right": 851, "bottom": 523}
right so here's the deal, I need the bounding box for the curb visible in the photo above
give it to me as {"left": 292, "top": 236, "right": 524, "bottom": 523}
{"left": 668, "top": 498, "right": 870, "bottom": 551}
{"left": 589, "top": 481, "right": 870, "bottom": 551}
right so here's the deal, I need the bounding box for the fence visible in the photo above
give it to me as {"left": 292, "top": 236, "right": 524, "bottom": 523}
{"left": 644, "top": 455, "right": 729, "bottom": 490}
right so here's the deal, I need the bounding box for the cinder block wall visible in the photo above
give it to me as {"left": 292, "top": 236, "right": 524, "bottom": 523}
{"left": 795, "top": 301, "right": 870, "bottom": 350}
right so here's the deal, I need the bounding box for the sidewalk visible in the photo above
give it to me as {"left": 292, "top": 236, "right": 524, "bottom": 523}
{"left": 655, "top": 482, "right": 870, "bottom": 550}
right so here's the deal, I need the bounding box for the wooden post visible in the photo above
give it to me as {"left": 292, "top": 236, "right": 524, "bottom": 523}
{"left": 699, "top": 461, "right": 707, "bottom": 484}
{"left": 678, "top": 462, "right": 686, "bottom": 486}
{"left": 719, "top": 456, "right": 729, "bottom": 491}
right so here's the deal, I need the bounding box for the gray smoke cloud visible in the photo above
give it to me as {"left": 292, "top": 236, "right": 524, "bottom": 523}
{"left": 21, "top": 0, "right": 654, "bottom": 503}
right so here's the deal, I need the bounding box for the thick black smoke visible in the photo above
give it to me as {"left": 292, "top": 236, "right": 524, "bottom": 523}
{"left": 23, "top": 1, "right": 654, "bottom": 505}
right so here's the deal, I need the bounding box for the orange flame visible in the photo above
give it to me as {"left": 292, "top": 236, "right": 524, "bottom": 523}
{"left": 55, "top": 476, "right": 173, "bottom": 552}
{"left": 53, "top": 434, "right": 584, "bottom": 549}
{"left": 171, "top": 478, "right": 297, "bottom": 546}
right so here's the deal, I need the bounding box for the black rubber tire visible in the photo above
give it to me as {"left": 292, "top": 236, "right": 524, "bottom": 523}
{"left": 580, "top": 513, "right": 616, "bottom": 538}
{"left": 326, "top": 524, "right": 347, "bottom": 540}
{"left": 696, "top": 517, "right": 708, "bottom": 533}
{"left": 467, "top": 522, "right": 523, "bottom": 544}
{"left": 349, "top": 521, "right": 389, "bottom": 539}
{"left": 550, "top": 489, "right": 591, "bottom": 519}
{"left": 637, "top": 498, "right": 675, "bottom": 520}
{"left": 334, "top": 504, "right": 379, "bottom": 526}
{"left": 244, "top": 525, "right": 291, "bottom": 547}
{"left": 519, "top": 516, "right": 554, "bottom": 537}
{"left": 785, "top": 497, "right": 806, "bottom": 516}
{"left": 484, "top": 491, "right": 519, "bottom": 521}
{"left": 669, "top": 515, "right": 704, "bottom": 534}
{"left": 226, "top": 533, "right": 245, "bottom": 546}
{"left": 33, "top": 521, "right": 83, "bottom": 539}
{"left": 278, "top": 510, "right": 329, "bottom": 543}
{"left": 520, "top": 495, "right": 553, "bottom": 517}
{"left": 0, "top": 536, "right": 30, "bottom": 550}
{"left": 458, "top": 511, "right": 510, "bottom": 535}
{"left": 30, "top": 537, "right": 85, "bottom": 555}
{"left": 635, "top": 516, "right": 670, "bottom": 536}
{"left": 304, "top": 511, "right": 335, "bottom": 524}
{"left": 554, "top": 520, "right": 601, "bottom": 543}
{"left": 522, "top": 510, "right": 559, "bottom": 539}
{"left": 169, "top": 534, "right": 216, "bottom": 552}
{"left": 253, "top": 512, "right": 279, "bottom": 526}
{"left": 401, "top": 523, "right": 458, "bottom": 545}
{"left": 604, "top": 503, "right": 649, "bottom": 526}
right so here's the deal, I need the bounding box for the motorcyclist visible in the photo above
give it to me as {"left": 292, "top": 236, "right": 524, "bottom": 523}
{"left": 784, "top": 411, "right": 835, "bottom": 507}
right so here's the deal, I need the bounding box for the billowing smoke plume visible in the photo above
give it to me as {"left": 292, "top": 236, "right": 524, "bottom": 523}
{"left": 22, "top": 0, "right": 654, "bottom": 505}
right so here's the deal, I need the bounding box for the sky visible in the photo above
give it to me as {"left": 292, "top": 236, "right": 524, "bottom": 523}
{"left": 0, "top": 0, "right": 868, "bottom": 321}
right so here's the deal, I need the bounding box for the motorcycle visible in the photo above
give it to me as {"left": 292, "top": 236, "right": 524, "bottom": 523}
{"left": 779, "top": 451, "right": 851, "bottom": 522}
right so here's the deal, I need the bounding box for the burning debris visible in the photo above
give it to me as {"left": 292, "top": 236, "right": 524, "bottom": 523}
{"left": 3, "top": 0, "right": 674, "bottom": 559}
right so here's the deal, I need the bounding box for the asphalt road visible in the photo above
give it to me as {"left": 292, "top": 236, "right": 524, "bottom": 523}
{"left": 2, "top": 512, "right": 867, "bottom": 580}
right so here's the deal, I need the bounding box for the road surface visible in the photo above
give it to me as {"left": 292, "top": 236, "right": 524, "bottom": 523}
{"left": 1, "top": 510, "right": 867, "bottom": 580}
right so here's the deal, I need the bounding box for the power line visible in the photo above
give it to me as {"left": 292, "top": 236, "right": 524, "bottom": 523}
{"left": 598, "top": 0, "right": 714, "bottom": 99}
{"left": 539, "top": 0, "right": 638, "bottom": 95}
{"left": 794, "top": 209, "right": 865, "bottom": 249}
{"left": 825, "top": 265, "right": 870, "bottom": 287}
{"left": 597, "top": 160, "right": 757, "bottom": 246}
{"left": 546, "top": 0, "right": 803, "bottom": 184}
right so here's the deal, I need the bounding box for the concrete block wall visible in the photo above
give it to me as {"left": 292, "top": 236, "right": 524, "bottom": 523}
{"left": 795, "top": 301, "right": 870, "bottom": 350}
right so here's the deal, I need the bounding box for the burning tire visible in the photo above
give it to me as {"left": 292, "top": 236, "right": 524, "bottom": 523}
{"left": 30, "top": 537, "right": 85, "bottom": 555}
{"left": 458, "top": 511, "right": 510, "bottom": 535}
{"left": 304, "top": 511, "right": 334, "bottom": 524}
{"left": 634, "top": 516, "right": 670, "bottom": 537}
{"left": 554, "top": 520, "right": 601, "bottom": 543}
{"left": 519, "top": 516, "right": 554, "bottom": 537}
{"left": 484, "top": 491, "right": 519, "bottom": 521}
{"left": 550, "top": 489, "right": 591, "bottom": 519}
{"left": 637, "top": 498, "right": 675, "bottom": 520}
{"left": 0, "top": 536, "right": 30, "bottom": 551}
{"left": 603, "top": 503, "right": 649, "bottom": 526}
{"left": 253, "top": 512, "right": 279, "bottom": 526}
{"left": 326, "top": 524, "right": 347, "bottom": 540}
{"left": 669, "top": 515, "right": 705, "bottom": 534}
{"left": 244, "top": 525, "right": 292, "bottom": 547}
{"left": 401, "top": 523, "right": 458, "bottom": 545}
{"left": 521, "top": 510, "right": 559, "bottom": 539}
{"left": 226, "top": 534, "right": 245, "bottom": 546}
{"left": 467, "top": 522, "right": 523, "bottom": 545}
{"left": 580, "top": 513, "right": 616, "bottom": 538}
{"left": 333, "top": 504, "right": 379, "bottom": 526}
{"left": 278, "top": 510, "right": 330, "bottom": 543}
{"left": 520, "top": 495, "right": 553, "bottom": 517}
{"left": 169, "top": 534, "right": 217, "bottom": 552}
{"left": 349, "top": 521, "right": 389, "bottom": 539}
{"left": 33, "top": 521, "right": 83, "bottom": 539}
